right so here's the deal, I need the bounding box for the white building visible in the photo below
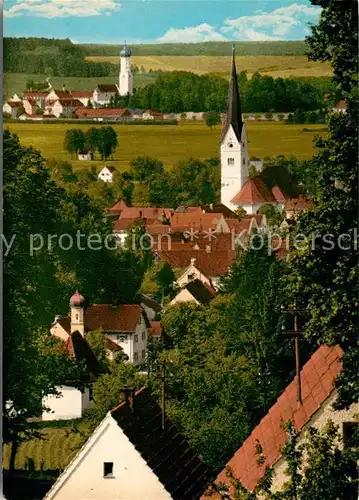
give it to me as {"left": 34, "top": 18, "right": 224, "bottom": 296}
{"left": 44, "top": 98, "right": 83, "bottom": 118}
{"left": 3, "top": 100, "right": 23, "bottom": 118}
{"left": 51, "top": 291, "right": 150, "bottom": 367}
{"left": 44, "top": 386, "right": 210, "bottom": 500}
{"left": 220, "top": 47, "right": 249, "bottom": 211}
{"left": 119, "top": 44, "right": 133, "bottom": 97}
{"left": 98, "top": 166, "right": 116, "bottom": 183}
{"left": 93, "top": 84, "right": 119, "bottom": 106}
{"left": 78, "top": 149, "right": 94, "bottom": 161}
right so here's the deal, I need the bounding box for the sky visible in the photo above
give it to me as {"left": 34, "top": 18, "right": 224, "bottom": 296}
{"left": 4, "top": 0, "right": 321, "bottom": 44}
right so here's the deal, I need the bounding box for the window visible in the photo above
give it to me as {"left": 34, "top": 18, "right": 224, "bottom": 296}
{"left": 142, "top": 349, "right": 146, "bottom": 359}
{"left": 142, "top": 331, "right": 146, "bottom": 340}
{"left": 89, "top": 385, "right": 94, "bottom": 401}
{"left": 243, "top": 158, "right": 246, "bottom": 165}
{"left": 228, "top": 142, "right": 233, "bottom": 148}
{"left": 76, "top": 313, "right": 79, "bottom": 321}
{"left": 103, "top": 462, "right": 114, "bottom": 478}
{"left": 227, "top": 158, "right": 235, "bottom": 166}
{"left": 118, "top": 334, "right": 127, "bottom": 343}
{"left": 134, "top": 334, "right": 138, "bottom": 343}
{"left": 134, "top": 352, "right": 138, "bottom": 361}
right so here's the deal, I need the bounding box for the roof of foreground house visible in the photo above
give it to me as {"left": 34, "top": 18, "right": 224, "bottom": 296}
{"left": 202, "top": 344, "right": 343, "bottom": 497}
{"left": 64, "top": 331, "right": 103, "bottom": 378}
{"left": 110, "top": 386, "right": 211, "bottom": 499}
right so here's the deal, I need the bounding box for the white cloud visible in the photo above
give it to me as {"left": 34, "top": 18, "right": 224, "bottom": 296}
{"left": 4, "top": 0, "right": 121, "bottom": 18}
{"left": 158, "top": 23, "right": 227, "bottom": 43}
{"left": 222, "top": 3, "right": 321, "bottom": 41}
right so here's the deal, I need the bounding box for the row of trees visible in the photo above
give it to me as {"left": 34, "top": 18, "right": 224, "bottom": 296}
{"left": 124, "top": 71, "right": 325, "bottom": 113}
{"left": 64, "top": 127, "right": 118, "bottom": 160}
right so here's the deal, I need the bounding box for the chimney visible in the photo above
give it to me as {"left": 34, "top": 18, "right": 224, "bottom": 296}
{"left": 190, "top": 257, "right": 196, "bottom": 266}
{"left": 120, "top": 386, "right": 136, "bottom": 410}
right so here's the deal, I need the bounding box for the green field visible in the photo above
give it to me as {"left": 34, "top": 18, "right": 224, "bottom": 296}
{"left": 5, "top": 121, "right": 328, "bottom": 170}
{"left": 86, "top": 55, "right": 333, "bottom": 79}
{"left": 3, "top": 421, "right": 90, "bottom": 471}
{"left": 3, "top": 72, "right": 156, "bottom": 100}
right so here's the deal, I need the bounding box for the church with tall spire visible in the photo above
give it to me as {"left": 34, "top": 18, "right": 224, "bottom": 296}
{"left": 220, "top": 45, "right": 249, "bottom": 210}
{"left": 119, "top": 42, "right": 133, "bottom": 96}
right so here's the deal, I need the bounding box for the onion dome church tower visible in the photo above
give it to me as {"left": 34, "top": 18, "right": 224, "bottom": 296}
{"left": 119, "top": 43, "right": 133, "bottom": 97}
{"left": 220, "top": 45, "right": 248, "bottom": 210}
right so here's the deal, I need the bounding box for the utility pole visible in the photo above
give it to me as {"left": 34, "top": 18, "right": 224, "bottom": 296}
{"left": 161, "top": 362, "right": 166, "bottom": 431}
{"left": 281, "top": 304, "right": 307, "bottom": 406}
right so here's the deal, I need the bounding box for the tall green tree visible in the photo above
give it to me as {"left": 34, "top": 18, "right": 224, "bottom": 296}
{"left": 287, "top": 0, "right": 358, "bottom": 408}
{"left": 63, "top": 129, "right": 85, "bottom": 157}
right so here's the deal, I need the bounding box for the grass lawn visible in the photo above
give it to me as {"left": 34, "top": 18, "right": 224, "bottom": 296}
{"left": 3, "top": 72, "right": 156, "bottom": 100}
{"left": 5, "top": 121, "right": 328, "bottom": 171}
{"left": 2, "top": 420, "right": 91, "bottom": 471}
{"left": 86, "top": 55, "right": 333, "bottom": 79}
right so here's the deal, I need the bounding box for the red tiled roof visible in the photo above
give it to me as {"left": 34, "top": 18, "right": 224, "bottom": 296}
{"left": 56, "top": 98, "right": 84, "bottom": 108}
{"left": 24, "top": 91, "right": 48, "bottom": 97}
{"left": 157, "top": 249, "right": 236, "bottom": 276}
{"left": 170, "top": 212, "right": 226, "bottom": 232}
{"left": 57, "top": 316, "right": 70, "bottom": 333}
{"left": 272, "top": 185, "right": 288, "bottom": 202}
{"left": 334, "top": 99, "right": 347, "bottom": 110}
{"left": 75, "top": 107, "right": 132, "bottom": 118}
{"left": 107, "top": 199, "right": 128, "bottom": 215}
{"left": 284, "top": 195, "right": 314, "bottom": 212}
{"left": 149, "top": 321, "right": 162, "bottom": 338}
{"left": 204, "top": 345, "right": 343, "bottom": 496}
{"left": 85, "top": 304, "right": 144, "bottom": 332}
{"left": 231, "top": 177, "right": 276, "bottom": 205}
{"left": 70, "top": 90, "right": 93, "bottom": 98}
{"left": 151, "top": 232, "right": 233, "bottom": 252}
{"left": 6, "top": 101, "right": 23, "bottom": 108}
{"left": 96, "top": 84, "right": 119, "bottom": 93}
{"left": 120, "top": 207, "right": 173, "bottom": 220}
{"left": 47, "top": 90, "right": 72, "bottom": 99}
{"left": 104, "top": 336, "right": 123, "bottom": 351}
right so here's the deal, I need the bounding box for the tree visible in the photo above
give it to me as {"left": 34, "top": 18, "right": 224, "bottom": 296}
{"left": 206, "top": 110, "right": 221, "bottom": 128}
{"left": 86, "top": 99, "right": 93, "bottom": 109}
{"left": 235, "top": 207, "right": 247, "bottom": 220}
{"left": 130, "top": 156, "right": 164, "bottom": 182}
{"left": 97, "top": 126, "right": 118, "bottom": 160}
{"left": 85, "top": 127, "right": 100, "bottom": 156}
{"left": 140, "top": 261, "right": 175, "bottom": 302}
{"left": 64, "top": 129, "right": 85, "bottom": 157}
{"left": 286, "top": 0, "right": 358, "bottom": 408}
{"left": 258, "top": 204, "right": 283, "bottom": 227}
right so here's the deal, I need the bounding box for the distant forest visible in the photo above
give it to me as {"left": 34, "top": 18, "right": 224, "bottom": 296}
{"left": 79, "top": 40, "right": 307, "bottom": 57}
{"left": 4, "top": 37, "right": 117, "bottom": 77}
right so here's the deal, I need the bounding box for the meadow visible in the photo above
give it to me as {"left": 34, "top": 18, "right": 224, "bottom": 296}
{"left": 5, "top": 121, "right": 328, "bottom": 171}
{"left": 86, "top": 55, "right": 333, "bottom": 79}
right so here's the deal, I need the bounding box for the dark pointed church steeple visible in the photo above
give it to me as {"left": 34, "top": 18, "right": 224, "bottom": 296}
{"left": 221, "top": 44, "right": 244, "bottom": 142}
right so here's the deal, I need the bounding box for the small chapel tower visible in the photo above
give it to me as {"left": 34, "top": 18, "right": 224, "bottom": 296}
{"left": 119, "top": 43, "right": 133, "bottom": 96}
{"left": 70, "top": 290, "right": 85, "bottom": 336}
{"left": 220, "top": 45, "right": 248, "bottom": 210}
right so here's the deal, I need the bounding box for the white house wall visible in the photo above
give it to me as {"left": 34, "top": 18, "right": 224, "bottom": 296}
{"left": 42, "top": 386, "right": 92, "bottom": 421}
{"left": 45, "top": 415, "right": 172, "bottom": 500}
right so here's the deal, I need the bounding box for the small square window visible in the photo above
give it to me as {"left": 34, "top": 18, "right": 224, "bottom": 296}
{"left": 227, "top": 158, "right": 235, "bottom": 166}
{"left": 134, "top": 334, "right": 138, "bottom": 343}
{"left": 103, "top": 462, "right": 113, "bottom": 478}
{"left": 142, "top": 349, "right": 146, "bottom": 359}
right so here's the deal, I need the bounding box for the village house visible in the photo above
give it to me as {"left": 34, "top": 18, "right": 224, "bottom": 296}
{"left": 202, "top": 344, "right": 359, "bottom": 498}
{"left": 98, "top": 166, "right": 117, "bottom": 182}
{"left": 3, "top": 100, "right": 24, "bottom": 118}
{"left": 23, "top": 91, "right": 47, "bottom": 109}
{"left": 284, "top": 195, "right": 314, "bottom": 219}
{"left": 77, "top": 149, "right": 94, "bottom": 161}
{"left": 92, "top": 84, "right": 119, "bottom": 106}
{"left": 44, "top": 98, "right": 84, "bottom": 118}
{"left": 75, "top": 107, "right": 132, "bottom": 122}
{"left": 70, "top": 90, "right": 93, "bottom": 107}
{"left": 138, "top": 293, "right": 162, "bottom": 321}
{"left": 44, "top": 386, "right": 211, "bottom": 500}
{"left": 45, "top": 88, "right": 72, "bottom": 104}
{"left": 51, "top": 291, "right": 150, "bottom": 366}
{"left": 42, "top": 330, "right": 103, "bottom": 421}
{"left": 142, "top": 108, "right": 163, "bottom": 120}
{"left": 332, "top": 99, "right": 347, "bottom": 114}
{"left": 22, "top": 97, "right": 40, "bottom": 116}
{"left": 230, "top": 177, "right": 285, "bottom": 214}
{"left": 170, "top": 279, "right": 216, "bottom": 307}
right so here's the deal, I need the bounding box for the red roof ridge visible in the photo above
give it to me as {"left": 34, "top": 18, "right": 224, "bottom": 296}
{"left": 207, "top": 344, "right": 343, "bottom": 494}
{"left": 231, "top": 177, "right": 276, "bottom": 205}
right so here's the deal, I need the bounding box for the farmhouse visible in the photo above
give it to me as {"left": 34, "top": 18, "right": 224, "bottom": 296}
{"left": 3, "top": 100, "right": 23, "bottom": 118}
{"left": 44, "top": 386, "right": 210, "bottom": 500}
{"left": 51, "top": 291, "right": 150, "bottom": 366}
{"left": 77, "top": 149, "right": 94, "bottom": 161}
{"left": 202, "top": 344, "right": 359, "bottom": 497}
{"left": 98, "top": 166, "right": 116, "bottom": 182}
{"left": 45, "top": 98, "right": 84, "bottom": 118}
{"left": 22, "top": 97, "right": 40, "bottom": 115}
{"left": 70, "top": 90, "right": 93, "bottom": 106}
{"left": 142, "top": 108, "right": 163, "bottom": 120}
